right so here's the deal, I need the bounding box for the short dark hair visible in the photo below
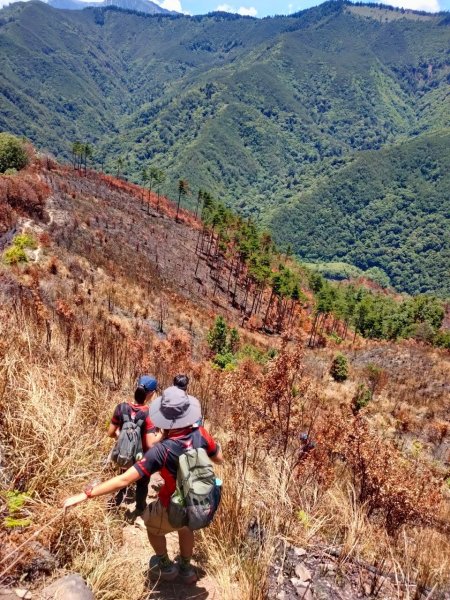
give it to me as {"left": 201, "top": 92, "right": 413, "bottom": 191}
{"left": 173, "top": 374, "right": 189, "bottom": 391}
{"left": 134, "top": 386, "right": 147, "bottom": 405}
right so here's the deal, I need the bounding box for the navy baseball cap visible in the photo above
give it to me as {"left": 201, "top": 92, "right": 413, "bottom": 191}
{"left": 137, "top": 375, "right": 158, "bottom": 393}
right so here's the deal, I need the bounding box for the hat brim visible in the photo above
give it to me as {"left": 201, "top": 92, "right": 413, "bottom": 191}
{"left": 149, "top": 395, "right": 202, "bottom": 430}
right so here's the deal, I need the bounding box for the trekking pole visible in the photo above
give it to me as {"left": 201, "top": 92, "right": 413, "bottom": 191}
{"left": 0, "top": 511, "right": 64, "bottom": 583}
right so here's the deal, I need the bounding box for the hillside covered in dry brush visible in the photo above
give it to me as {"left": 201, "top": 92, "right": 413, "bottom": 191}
{"left": 0, "top": 155, "right": 449, "bottom": 600}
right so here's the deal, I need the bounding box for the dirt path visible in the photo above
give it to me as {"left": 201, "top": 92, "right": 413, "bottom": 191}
{"left": 120, "top": 477, "right": 220, "bottom": 600}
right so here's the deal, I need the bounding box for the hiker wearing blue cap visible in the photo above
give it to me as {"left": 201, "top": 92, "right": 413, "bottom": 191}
{"left": 65, "top": 386, "right": 223, "bottom": 585}
{"left": 108, "top": 375, "right": 161, "bottom": 514}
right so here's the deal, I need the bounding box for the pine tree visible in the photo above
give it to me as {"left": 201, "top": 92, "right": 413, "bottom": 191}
{"left": 176, "top": 179, "right": 189, "bottom": 222}
{"left": 330, "top": 353, "right": 349, "bottom": 382}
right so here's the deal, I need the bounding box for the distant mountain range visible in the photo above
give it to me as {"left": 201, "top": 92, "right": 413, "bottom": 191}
{"left": 45, "top": 0, "right": 173, "bottom": 13}
{"left": 0, "top": 0, "right": 174, "bottom": 14}
{"left": 0, "top": 0, "right": 449, "bottom": 295}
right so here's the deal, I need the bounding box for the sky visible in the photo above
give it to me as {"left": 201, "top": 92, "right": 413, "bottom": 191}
{"left": 1, "top": 0, "right": 449, "bottom": 14}
{"left": 156, "top": 0, "right": 450, "bottom": 15}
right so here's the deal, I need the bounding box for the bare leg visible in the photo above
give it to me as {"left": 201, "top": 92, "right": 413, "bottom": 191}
{"left": 147, "top": 532, "right": 167, "bottom": 555}
{"left": 178, "top": 527, "right": 194, "bottom": 559}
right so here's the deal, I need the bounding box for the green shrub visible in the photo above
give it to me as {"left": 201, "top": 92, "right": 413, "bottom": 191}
{"left": 3, "top": 245, "right": 27, "bottom": 265}
{"left": 212, "top": 351, "right": 236, "bottom": 370}
{"left": 2, "top": 490, "right": 31, "bottom": 528}
{"left": 207, "top": 316, "right": 229, "bottom": 355}
{"left": 2, "top": 233, "right": 37, "bottom": 265}
{"left": 0, "top": 132, "right": 28, "bottom": 173}
{"left": 330, "top": 353, "right": 349, "bottom": 382}
{"left": 237, "top": 344, "right": 274, "bottom": 365}
{"left": 352, "top": 384, "right": 372, "bottom": 413}
{"left": 435, "top": 331, "right": 450, "bottom": 349}
{"left": 13, "top": 233, "right": 37, "bottom": 250}
{"left": 207, "top": 316, "right": 241, "bottom": 368}
{"left": 328, "top": 331, "right": 343, "bottom": 344}
{"left": 411, "top": 321, "right": 436, "bottom": 344}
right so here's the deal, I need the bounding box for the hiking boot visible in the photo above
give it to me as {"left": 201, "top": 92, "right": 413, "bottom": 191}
{"left": 148, "top": 555, "right": 178, "bottom": 582}
{"left": 178, "top": 561, "right": 197, "bottom": 584}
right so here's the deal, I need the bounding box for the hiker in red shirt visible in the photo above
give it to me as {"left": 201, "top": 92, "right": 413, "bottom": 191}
{"left": 108, "top": 375, "right": 160, "bottom": 514}
{"left": 64, "top": 386, "right": 223, "bottom": 584}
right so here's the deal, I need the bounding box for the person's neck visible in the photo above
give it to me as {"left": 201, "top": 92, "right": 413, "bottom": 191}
{"left": 166, "top": 427, "right": 193, "bottom": 438}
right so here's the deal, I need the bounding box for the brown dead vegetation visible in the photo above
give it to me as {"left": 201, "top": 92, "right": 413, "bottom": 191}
{"left": 0, "top": 161, "right": 449, "bottom": 600}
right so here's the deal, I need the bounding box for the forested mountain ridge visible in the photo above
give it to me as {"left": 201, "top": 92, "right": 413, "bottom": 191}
{"left": 271, "top": 130, "right": 450, "bottom": 296}
{"left": 0, "top": 0, "right": 449, "bottom": 294}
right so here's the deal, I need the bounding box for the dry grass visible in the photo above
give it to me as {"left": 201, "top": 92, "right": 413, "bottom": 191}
{"left": 72, "top": 549, "right": 146, "bottom": 600}
{"left": 1, "top": 281, "right": 449, "bottom": 600}
{"left": 199, "top": 454, "right": 295, "bottom": 600}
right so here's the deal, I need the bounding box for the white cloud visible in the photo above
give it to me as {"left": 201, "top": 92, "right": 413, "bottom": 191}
{"left": 216, "top": 3, "right": 257, "bottom": 16}
{"left": 157, "top": 0, "right": 182, "bottom": 11}
{"left": 150, "top": 0, "right": 191, "bottom": 13}
{"left": 379, "top": 0, "right": 440, "bottom": 10}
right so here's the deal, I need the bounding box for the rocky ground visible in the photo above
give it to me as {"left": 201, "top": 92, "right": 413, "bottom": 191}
{"left": 267, "top": 542, "right": 450, "bottom": 600}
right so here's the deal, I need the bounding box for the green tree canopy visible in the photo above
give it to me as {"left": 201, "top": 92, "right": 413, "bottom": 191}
{"left": 0, "top": 133, "right": 28, "bottom": 173}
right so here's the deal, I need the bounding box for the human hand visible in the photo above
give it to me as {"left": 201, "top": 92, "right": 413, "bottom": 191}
{"left": 63, "top": 492, "right": 88, "bottom": 511}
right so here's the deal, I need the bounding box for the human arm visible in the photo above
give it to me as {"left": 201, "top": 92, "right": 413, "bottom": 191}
{"left": 145, "top": 429, "right": 163, "bottom": 449}
{"left": 107, "top": 423, "right": 119, "bottom": 438}
{"left": 64, "top": 466, "right": 141, "bottom": 510}
{"left": 108, "top": 404, "right": 123, "bottom": 438}
{"left": 211, "top": 443, "right": 224, "bottom": 465}
{"left": 199, "top": 427, "right": 224, "bottom": 465}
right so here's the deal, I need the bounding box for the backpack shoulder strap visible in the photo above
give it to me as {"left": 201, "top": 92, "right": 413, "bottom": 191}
{"left": 121, "top": 403, "right": 131, "bottom": 423}
{"left": 131, "top": 407, "right": 146, "bottom": 428}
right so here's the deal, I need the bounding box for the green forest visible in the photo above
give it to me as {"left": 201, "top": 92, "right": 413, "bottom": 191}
{"left": 270, "top": 132, "right": 450, "bottom": 296}
{"left": 0, "top": 0, "right": 449, "bottom": 295}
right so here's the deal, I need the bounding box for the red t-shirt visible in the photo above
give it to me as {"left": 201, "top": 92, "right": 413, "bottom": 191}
{"left": 134, "top": 426, "right": 219, "bottom": 507}
{"left": 111, "top": 402, "right": 156, "bottom": 452}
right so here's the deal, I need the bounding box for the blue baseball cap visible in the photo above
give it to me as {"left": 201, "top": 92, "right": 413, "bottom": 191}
{"left": 137, "top": 375, "right": 158, "bottom": 393}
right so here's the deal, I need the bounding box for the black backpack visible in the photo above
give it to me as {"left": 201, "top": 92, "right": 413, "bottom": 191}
{"left": 111, "top": 404, "right": 145, "bottom": 468}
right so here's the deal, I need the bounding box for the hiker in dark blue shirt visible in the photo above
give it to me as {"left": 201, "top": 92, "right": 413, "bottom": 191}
{"left": 64, "top": 387, "right": 223, "bottom": 584}
{"left": 108, "top": 375, "right": 160, "bottom": 514}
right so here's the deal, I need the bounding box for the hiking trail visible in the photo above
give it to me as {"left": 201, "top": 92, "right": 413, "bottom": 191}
{"left": 120, "top": 475, "right": 220, "bottom": 600}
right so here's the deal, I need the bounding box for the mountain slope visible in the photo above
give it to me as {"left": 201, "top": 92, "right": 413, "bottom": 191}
{"left": 0, "top": 0, "right": 449, "bottom": 293}
{"left": 1, "top": 1, "right": 448, "bottom": 193}
{"left": 270, "top": 130, "right": 450, "bottom": 296}
{"left": 1, "top": 158, "right": 449, "bottom": 600}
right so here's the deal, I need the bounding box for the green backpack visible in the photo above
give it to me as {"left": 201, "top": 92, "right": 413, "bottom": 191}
{"left": 168, "top": 448, "right": 222, "bottom": 531}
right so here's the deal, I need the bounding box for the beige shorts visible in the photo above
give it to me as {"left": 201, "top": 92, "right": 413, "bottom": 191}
{"left": 143, "top": 499, "right": 183, "bottom": 536}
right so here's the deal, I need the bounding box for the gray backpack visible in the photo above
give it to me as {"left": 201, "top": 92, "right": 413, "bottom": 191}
{"left": 168, "top": 448, "right": 222, "bottom": 531}
{"left": 111, "top": 406, "right": 145, "bottom": 469}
